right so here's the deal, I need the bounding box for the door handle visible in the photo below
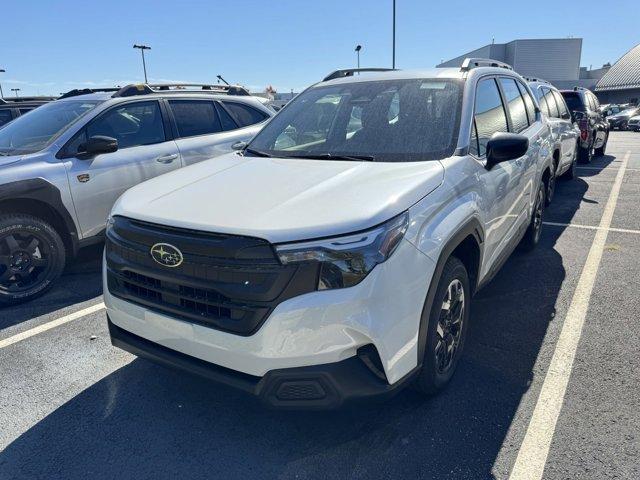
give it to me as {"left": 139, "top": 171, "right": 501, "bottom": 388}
{"left": 156, "top": 153, "right": 178, "bottom": 164}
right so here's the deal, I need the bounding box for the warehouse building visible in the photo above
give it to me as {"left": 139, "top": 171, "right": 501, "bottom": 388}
{"left": 594, "top": 43, "right": 640, "bottom": 105}
{"left": 437, "top": 38, "right": 609, "bottom": 90}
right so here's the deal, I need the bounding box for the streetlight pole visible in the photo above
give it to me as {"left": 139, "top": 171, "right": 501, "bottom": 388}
{"left": 392, "top": 0, "right": 396, "bottom": 69}
{"left": 133, "top": 44, "right": 151, "bottom": 83}
{"left": 11, "top": 88, "right": 20, "bottom": 98}
{"left": 355, "top": 45, "right": 362, "bottom": 70}
{"left": 0, "top": 68, "right": 5, "bottom": 99}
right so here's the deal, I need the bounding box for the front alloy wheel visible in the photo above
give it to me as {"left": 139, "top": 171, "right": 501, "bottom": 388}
{"left": 435, "top": 279, "right": 465, "bottom": 374}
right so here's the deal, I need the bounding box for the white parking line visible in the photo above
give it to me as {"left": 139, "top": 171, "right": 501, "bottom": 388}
{"left": 0, "top": 302, "right": 105, "bottom": 350}
{"left": 577, "top": 166, "right": 640, "bottom": 172}
{"left": 509, "top": 151, "right": 630, "bottom": 479}
{"left": 543, "top": 221, "right": 640, "bottom": 235}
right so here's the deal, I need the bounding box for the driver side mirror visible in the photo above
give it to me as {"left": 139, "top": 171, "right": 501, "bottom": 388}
{"left": 79, "top": 135, "right": 118, "bottom": 156}
{"left": 485, "top": 132, "right": 529, "bottom": 169}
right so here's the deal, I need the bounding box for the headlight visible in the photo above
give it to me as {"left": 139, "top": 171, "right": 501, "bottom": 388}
{"left": 275, "top": 212, "right": 409, "bottom": 290}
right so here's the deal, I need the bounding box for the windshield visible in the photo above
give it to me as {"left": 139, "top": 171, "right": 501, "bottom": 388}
{"left": 0, "top": 100, "right": 101, "bottom": 156}
{"left": 247, "top": 78, "right": 463, "bottom": 162}
{"left": 619, "top": 107, "right": 640, "bottom": 116}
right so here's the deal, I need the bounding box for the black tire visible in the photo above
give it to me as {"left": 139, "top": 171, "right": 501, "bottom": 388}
{"left": 415, "top": 256, "right": 470, "bottom": 395}
{"left": 577, "top": 143, "right": 593, "bottom": 164}
{"left": 519, "top": 182, "right": 545, "bottom": 252}
{"left": 546, "top": 166, "right": 556, "bottom": 206}
{"left": 594, "top": 132, "right": 608, "bottom": 157}
{"left": 0, "top": 214, "right": 66, "bottom": 306}
{"left": 560, "top": 144, "right": 578, "bottom": 180}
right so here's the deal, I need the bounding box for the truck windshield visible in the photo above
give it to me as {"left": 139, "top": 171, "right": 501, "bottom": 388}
{"left": 0, "top": 100, "right": 101, "bottom": 156}
{"left": 247, "top": 78, "right": 463, "bottom": 162}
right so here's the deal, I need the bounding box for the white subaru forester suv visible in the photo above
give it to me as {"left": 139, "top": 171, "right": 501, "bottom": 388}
{"left": 104, "top": 59, "right": 553, "bottom": 408}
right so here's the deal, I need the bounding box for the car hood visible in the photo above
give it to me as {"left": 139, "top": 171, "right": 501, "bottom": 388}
{"left": 112, "top": 152, "right": 445, "bottom": 243}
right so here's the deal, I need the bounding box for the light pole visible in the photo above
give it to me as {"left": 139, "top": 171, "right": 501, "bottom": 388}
{"left": 133, "top": 44, "right": 151, "bottom": 83}
{"left": 11, "top": 88, "right": 20, "bottom": 98}
{"left": 355, "top": 45, "right": 362, "bottom": 70}
{"left": 392, "top": 0, "right": 396, "bottom": 69}
{"left": 0, "top": 68, "right": 5, "bottom": 99}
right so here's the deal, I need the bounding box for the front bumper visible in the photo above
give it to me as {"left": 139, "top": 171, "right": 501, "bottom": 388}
{"left": 108, "top": 314, "right": 415, "bottom": 409}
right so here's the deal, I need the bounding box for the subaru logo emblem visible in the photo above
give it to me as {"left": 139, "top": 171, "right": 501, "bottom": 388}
{"left": 150, "top": 243, "right": 183, "bottom": 268}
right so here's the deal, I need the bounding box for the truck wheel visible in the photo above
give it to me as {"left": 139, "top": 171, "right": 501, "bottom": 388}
{"left": 519, "top": 182, "right": 545, "bottom": 252}
{"left": 415, "top": 256, "right": 470, "bottom": 395}
{"left": 0, "top": 214, "right": 66, "bottom": 306}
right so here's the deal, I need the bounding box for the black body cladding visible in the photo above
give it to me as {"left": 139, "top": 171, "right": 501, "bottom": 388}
{"left": 105, "top": 216, "right": 319, "bottom": 336}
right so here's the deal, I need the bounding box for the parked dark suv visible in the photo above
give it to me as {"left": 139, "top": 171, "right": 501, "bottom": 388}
{"left": 0, "top": 96, "right": 56, "bottom": 127}
{"left": 560, "top": 87, "right": 608, "bottom": 163}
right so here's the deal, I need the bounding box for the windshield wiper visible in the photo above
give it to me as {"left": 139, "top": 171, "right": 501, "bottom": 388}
{"left": 284, "top": 153, "right": 375, "bottom": 162}
{"left": 243, "top": 147, "right": 272, "bottom": 158}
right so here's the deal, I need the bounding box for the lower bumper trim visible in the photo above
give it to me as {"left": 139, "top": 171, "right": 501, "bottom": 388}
{"left": 107, "top": 314, "right": 413, "bottom": 409}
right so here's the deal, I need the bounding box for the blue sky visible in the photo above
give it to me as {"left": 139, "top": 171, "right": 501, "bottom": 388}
{"left": 2, "top": 0, "right": 638, "bottom": 97}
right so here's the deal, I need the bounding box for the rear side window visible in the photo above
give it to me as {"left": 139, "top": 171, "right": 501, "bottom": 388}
{"left": 0, "top": 110, "right": 13, "bottom": 127}
{"left": 542, "top": 88, "right": 560, "bottom": 118}
{"left": 215, "top": 102, "right": 238, "bottom": 131}
{"left": 589, "top": 92, "right": 600, "bottom": 110}
{"left": 552, "top": 90, "right": 569, "bottom": 118}
{"left": 517, "top": 82, "right": 537, "bottom": 124}
{"left": 169, "top": 100, "right": 222, "bottom": 138}
{"left": 87, "top": 101, "right": 165, "bottom": 149}
{"left": 499, "top": 78, "right": 529, "bottom": 133}
{"left": 471, "top": 78, "right": 508, "bottom": 157}
{"left": 222, "top": 102, "right": 268, "bottom": 127}
{"left": 18, "top": 108, "right": 34, "bottom": 115}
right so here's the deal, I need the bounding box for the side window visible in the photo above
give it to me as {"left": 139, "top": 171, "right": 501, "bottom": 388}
{"left": 86, "top": 101, "right": 165, "bottom": 149}
{"left": 589, "top": 93, "right": 600, "bottom": 110}
{"left": 543, "top": 88, "right": 560, "bottom": 118}
{"left": 19, "top": 108, "right": 34, "bottom": 115}
{"left": 0, "top": 110, "right": 13, "bottom": 127}
{"left": 222, "top": 102, "right": 268, "bottom": 127}
{"left": 214, "top": 102, "right": 238, "bottom": 131}
{"left": 585, "top": 93, "right": 595, "bottom": 112}
{"left": 499, "top": 78, "right": 529, "bottom": 133}
{"left": 538, "top": 88, "right": 551, "bottom": 117}
{"left": 469, "top": 119, "right": 480, "bottom": 156}
{"left": 517, "top": 82, "right": 537, "bottom": 124}
{"left": 473, "top": 78, "right": 508, "bottom": 157}
{"left": 552, "top": 90, "right": 569, "bottom": 118}
{"left": 169, "top": 100, "right": 222, "bottom": 138}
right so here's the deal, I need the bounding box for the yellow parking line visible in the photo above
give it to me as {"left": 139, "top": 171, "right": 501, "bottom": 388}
{"left": 0, "top": 302, "right": 105, "bottom": 350}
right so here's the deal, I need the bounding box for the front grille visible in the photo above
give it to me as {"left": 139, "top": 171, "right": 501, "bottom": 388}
{"left": 106, "top": 216, "right": 319, "bottom": 336}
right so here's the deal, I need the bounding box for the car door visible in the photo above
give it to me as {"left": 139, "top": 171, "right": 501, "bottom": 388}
{"left": 63, "top": 100, "right": 181, "bottom": 238}
{"left": 167, "top": 99, "right": 269, "bottom": 166}
{"left": 551, "top": 89, "right": 579, "bottom": 169}
{"left": 470, "top": 77, "right": 527, "bottom": 275}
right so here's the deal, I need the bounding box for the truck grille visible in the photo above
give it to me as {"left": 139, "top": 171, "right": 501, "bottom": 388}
{"left": 106, "top": 216, "right": 318, "bottom": 336}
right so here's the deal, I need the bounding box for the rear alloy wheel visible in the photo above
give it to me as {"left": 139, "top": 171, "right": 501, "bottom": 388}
{"left": 0, "top": 214, "right": 66, "bottom": 306}
{"left": 595, "top": 132, "right": 608, "bottom": 157}
{"left": 519, "top": 182, "right": 545, "bottom": 252}
{"left": 561, "top": 144, "right": 578, "bottom": 180}
{"left": 415, "top": 256, "right": 470, "bottom": 395}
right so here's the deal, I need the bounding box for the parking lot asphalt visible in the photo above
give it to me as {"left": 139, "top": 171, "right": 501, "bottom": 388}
{"left": 1, "top": 132, "right": 639, "bottom": 480}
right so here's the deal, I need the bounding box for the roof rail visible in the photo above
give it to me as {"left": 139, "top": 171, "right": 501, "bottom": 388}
{"left": 146, "top": 83, "right": 251, "bottom": 96}
{"left": 322, "top": 68, "right": 397, "bottom": 82}
{"left": 460, "top": 58, "right": 513, "bottom": 71}
{"left": 59, "top": 88, "right": 119, "bottom": 99}
{"left": 524, "top": 76, "right": 551, "bottom": 84}
{"left": 0, "top": 95, "right": 57, "bottom": 102}
{"left": 112, "top": 84, "right": 155, "bottom": 97}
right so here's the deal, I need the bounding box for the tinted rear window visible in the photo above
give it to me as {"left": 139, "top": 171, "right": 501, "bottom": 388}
{"left": 222, "top": 102, "right": 268, "bottom": 127}
{"left": 561, "top": 92, "right": 584, "bottom": 112}
{"left": 169, "top": 100, "right": 222, "bottom": 138}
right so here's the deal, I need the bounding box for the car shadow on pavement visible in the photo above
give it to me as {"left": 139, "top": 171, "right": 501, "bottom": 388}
{"left": 0, "top": 243, "right": 104, "bottom": 330}
{"left": 0, "top": 179, "right": 592, "bottom": 479}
